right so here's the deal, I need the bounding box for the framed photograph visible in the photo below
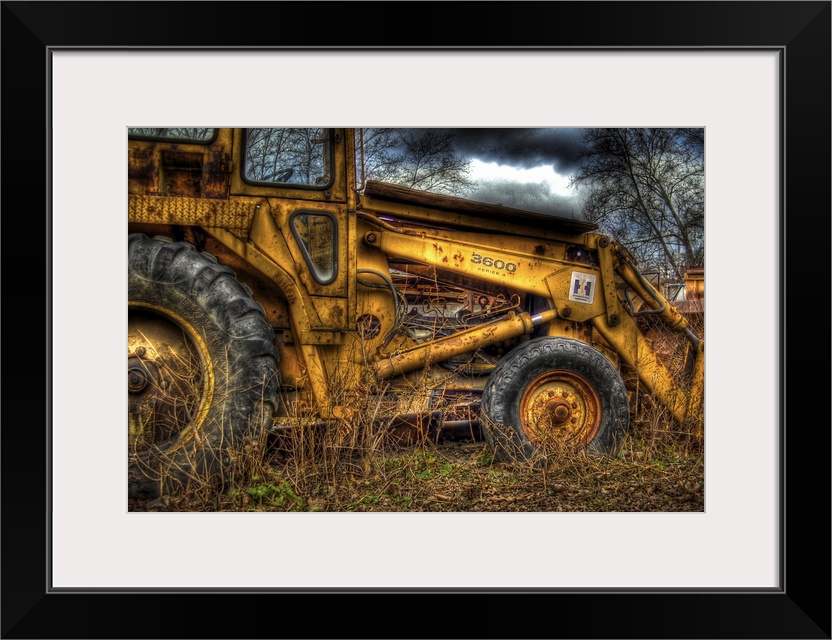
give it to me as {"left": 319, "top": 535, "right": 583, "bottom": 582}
{"left": 3, "top": 1, "right": 829, "bottom": 638}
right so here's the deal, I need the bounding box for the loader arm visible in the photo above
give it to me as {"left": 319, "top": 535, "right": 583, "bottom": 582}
{"left": 603, "top": 241, "right": 705, "bottom": 424}
{"left": 358, "top": 210, "right": 703, "bottom": 424}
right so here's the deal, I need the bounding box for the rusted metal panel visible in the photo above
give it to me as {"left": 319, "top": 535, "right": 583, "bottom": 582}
{"left": 684, "top": 267, "right": 704, "bottom": 301}
{"left": 362, "top": 179, "right": 598, "bottom": 234}
{"left": 161, "top": 150, "right": 203, "bottom": 197}
{"left": 128, "top": 194, "right": 258, "bottom": 231}
{"left": 202, "top": 151, "right": 231, "bottom": 199}
{"left": 128, "top": 145, "right": 159, "bottom": 193}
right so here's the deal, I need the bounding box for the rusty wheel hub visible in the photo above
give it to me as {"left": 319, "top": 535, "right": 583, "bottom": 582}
{"left": 519, "top": 370, "right": 601, "bottom": 451}
{"left": 128, "top": 303, "right": 212, "bottom": 452}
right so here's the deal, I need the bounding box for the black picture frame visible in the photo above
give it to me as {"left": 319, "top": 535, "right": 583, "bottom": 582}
{"left": 2, "top": 2, "right": 829, "bottom": 638}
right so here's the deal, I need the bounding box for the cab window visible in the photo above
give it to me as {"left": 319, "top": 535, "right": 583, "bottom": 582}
{"left": 128, "top": 128, "right": 216, "bottom": 143}
{"left": 243, "top": 128, "right": 333, "bottom": 189}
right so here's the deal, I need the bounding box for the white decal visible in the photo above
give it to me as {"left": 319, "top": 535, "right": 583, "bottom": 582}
{"left": 568, "top": 271, "right": 597, "bottom": 304}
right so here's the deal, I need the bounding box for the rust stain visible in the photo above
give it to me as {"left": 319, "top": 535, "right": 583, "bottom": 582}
{"left": 161, "top": 151, "right": 203, "bottom": 197}
{"left": 330, "top": 304, "right": 345, "bottom": 324}
{"left": 128, "top": 146, "right": 156, "bottom": 187}
{"left": 202, "top": 151, "right": 230, "bottom": 199}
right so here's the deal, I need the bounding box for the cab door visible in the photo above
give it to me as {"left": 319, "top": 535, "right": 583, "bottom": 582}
{"left": 230, "top": 128, "right": 352, "bottom": 331}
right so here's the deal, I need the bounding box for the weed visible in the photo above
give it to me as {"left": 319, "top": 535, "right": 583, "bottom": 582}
{"left": 245, "top": 479, "right": 305, "bottom": 510}
{"left": 129, "top": 321, "right": 704, "bottom": 513}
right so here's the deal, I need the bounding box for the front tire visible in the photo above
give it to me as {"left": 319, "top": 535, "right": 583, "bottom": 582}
{"left": 128, "top": 234, "right": 280, "bottom": 499}
{"left": 481, "top": 337, "right": 629, "bottom": 464}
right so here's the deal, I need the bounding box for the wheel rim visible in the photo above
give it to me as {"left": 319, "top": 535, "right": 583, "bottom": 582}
{"left": 128, "top": 301, "right": 214, "bottom": 453}
{"left": 519, "top": 370, "right": 601, "bottom": 450}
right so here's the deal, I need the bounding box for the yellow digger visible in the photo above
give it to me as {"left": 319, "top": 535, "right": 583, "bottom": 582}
{"left": 127, "top": 127, "right": 704, "bottom": 498}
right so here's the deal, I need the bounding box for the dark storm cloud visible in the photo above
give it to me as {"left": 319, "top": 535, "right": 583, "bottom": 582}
{"left": 439, "top": 128, "right": 588, "bottom": 174}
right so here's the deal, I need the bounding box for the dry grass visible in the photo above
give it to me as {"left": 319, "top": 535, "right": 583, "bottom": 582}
{"left": 129, "top": 312, "right": 704, "bottom": 513}
{"left": 129, "top": 377, "right": 703, "bottom": 514}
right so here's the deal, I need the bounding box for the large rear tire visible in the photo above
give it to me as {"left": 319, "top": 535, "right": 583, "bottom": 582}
{"left": 128, "top": 234, "right": 280, "bottom": 499}
{"left": 481, "top": 337, "right": 629, "bottom": 464}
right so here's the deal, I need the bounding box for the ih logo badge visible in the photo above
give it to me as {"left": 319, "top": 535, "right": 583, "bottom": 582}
{"left": 568, "top": 271, "right": 597, "bottom": 304}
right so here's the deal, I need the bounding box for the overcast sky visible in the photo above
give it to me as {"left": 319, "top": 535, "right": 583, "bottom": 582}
{"left": 436, "top": 128, "right": 589, "bottom": 218}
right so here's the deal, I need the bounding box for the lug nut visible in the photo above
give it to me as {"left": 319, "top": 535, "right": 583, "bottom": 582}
{"left": 136, "top": 346, "right": 145, "bottom": 357}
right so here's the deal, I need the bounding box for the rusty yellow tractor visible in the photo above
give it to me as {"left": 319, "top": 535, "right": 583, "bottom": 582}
{"left": 127, "top": 127, "right": 704, "bottom": 498}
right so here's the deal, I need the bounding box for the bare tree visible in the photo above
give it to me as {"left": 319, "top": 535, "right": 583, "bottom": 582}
{"left": 358, "top": 128, "right": 474, "bottom": 196}
{"left": 128, "top": 128, "right": 213, "bottom": 140}
{"left": 571, "top": 128, "right": 704, "bottom": 282}
{"left": 244, "top": 128, "right": 329, "bottom": 184}
{"left": 238, "top": 127, "right": 473, "bottom": 195}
